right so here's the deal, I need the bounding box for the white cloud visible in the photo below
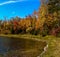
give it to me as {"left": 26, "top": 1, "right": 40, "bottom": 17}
{"left": 0, "top": 0, "right": 26, "bottom": 6}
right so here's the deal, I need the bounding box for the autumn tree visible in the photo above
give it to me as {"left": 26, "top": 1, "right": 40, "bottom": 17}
{"left": 47, "top": 0, "right": 60, "bottom": 13}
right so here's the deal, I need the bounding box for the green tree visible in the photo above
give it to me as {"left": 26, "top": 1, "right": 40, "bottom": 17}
{"left": 47, "top": 0, "right": 60, "bottom": 13}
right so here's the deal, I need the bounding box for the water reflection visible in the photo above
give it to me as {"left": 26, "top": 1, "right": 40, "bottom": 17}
{"left": 0, "top": 37, "right": 46, "bottom": 57}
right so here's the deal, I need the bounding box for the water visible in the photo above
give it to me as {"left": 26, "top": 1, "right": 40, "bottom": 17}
{"left": 0, "top": 36, "right": 46, "bottom": 57}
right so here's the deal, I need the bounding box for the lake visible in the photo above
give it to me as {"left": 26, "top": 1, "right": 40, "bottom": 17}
{"left": 0, "top": 36, "right": 47, "bottom": 57}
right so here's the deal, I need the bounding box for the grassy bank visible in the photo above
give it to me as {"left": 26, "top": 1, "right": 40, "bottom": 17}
{"left": 0, "top": 34, "right": 60, "bottom": 57}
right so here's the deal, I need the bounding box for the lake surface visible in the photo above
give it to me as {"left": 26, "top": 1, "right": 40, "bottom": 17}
{"left": 0, "top": 36, "right": 46, "bottom": 57}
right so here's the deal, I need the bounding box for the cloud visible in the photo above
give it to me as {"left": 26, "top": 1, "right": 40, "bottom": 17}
{"left": 0, "top": 0, "right": 26, "bottom": 6}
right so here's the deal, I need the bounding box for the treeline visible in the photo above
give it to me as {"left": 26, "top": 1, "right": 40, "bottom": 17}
{"left": 0, "top": 0, "right": 60, "bottom": 36}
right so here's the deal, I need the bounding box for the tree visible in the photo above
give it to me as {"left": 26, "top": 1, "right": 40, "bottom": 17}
{"left": 37, "top": 4, "right": 48, "bottom": 30}
{"left": 47, "top": 0, "right": 60, "bottom": 13}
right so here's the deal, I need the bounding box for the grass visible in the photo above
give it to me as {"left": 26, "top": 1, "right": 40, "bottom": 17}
{"left": 42, "top": 36, "right": 60, "bottom": 57}
{"left": 0, "top": 34, "right": 60, "bottom": 57}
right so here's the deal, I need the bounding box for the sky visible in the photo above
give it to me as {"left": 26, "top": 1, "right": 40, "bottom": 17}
{"left": 0, "top": 0, "right": 40, "bottom": 20}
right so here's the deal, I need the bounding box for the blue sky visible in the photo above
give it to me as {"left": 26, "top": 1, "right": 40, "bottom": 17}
{"left": 0, "top": 0, "right": 40, "bottom": 20}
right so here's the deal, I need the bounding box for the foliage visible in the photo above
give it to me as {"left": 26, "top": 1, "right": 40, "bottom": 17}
{"left": 0, "top": 0, "right": 60, "bottom": 36}
{"left": 47, "top": 0, "right": 60, "bottom": 13}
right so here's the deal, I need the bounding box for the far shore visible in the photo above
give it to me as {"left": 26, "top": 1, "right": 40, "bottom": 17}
{"left": 0, "top": 34, "right": 45, "bottom": 41}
